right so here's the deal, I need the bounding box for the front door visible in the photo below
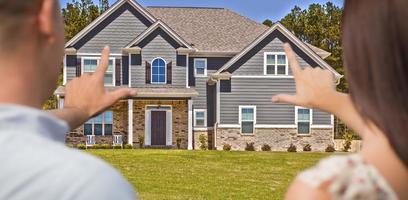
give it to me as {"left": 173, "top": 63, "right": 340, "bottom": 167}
{"left": 151, "top": 111, "right": 167, "bottom": 146}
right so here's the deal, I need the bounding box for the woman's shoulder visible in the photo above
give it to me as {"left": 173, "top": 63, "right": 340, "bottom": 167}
{"left": 287, "top": 154, "right": 397, "bottom": 200}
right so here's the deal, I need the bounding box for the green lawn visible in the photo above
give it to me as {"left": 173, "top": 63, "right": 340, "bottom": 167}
{"left": 88, "top": 150, "right": 329, "bottom": 200}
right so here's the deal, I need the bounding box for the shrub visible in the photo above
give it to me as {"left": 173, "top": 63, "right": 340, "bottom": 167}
{"left": 138, "top": 135, "right": 145, "bottom": 148}
{"left": 287, "top": 144, "right": 297, "bottom": 152}
{"left": 66, "top": 144, "right": 74, "bottom": 148}
{"left": 176, "top": 137, "right": 182, "bottom": 149}
{"left": 343, "top": 132, "right": 353, "bottom": 152}
{"left": 261, "top": 144, "right": 271, "bottom": 151}
{"left": 92, "top": 144, "right": 101, "bottom": 149}
{"left": 77, "top": 143, "right": 86, "bottom": 150}
{"left": 124, "top": 144, "right": 133, "bottom": 149}
{"left": 199, "top": 134, "right": 208, "bottom": 150}
{"left": 245, "top": 142, "right": 255, "bottom": 151}
{"left": 113, "top": 145, "right": 122, "bottom": 149}
{"left": 325, "top": 144, "right": 336, "bottom": 152}
{"left": 303, "top": 144, "right": 312, "bottom": 152}
{"left": 101, "top": 144, "right": 111, "bottom": 149}
{"left": 223, "top": 143, "right": 231, "bottom": 151}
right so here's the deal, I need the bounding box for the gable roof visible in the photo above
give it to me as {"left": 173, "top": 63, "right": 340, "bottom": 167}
{"left": 214, "top": 23, "right": 342, "bottom": 79}
{"left": 125, "top": 20, "right": 194, "bottom": 49}
{"left": 146, "top": 7, "right": 268, "bottom": 53}
{"left": 65, "top": 0, "right": 156, "bottom": 48}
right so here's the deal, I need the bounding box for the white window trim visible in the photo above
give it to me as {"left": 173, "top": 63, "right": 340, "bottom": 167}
{"left": 81, "top": 57, "right": 116, "bottom": 86}
{"left": 193, "top": 109, "right": 207, "bottom": 127}
{"left": 194, "top": 58, "right": 207, "bottom": 77}
{"left": 264, "top": 52, "right": 289, "bottom": 76}
{"left": 84, "top": 111, "right": 114, "bottom": 136}
{"left": 295, "top": 106, "right": 313, "bottom": 135}
{"left": 151, "top": 57, "right": 167, "bottom": 84}
{"left": 239, "top": 105, "right": 257, "bottom": 135}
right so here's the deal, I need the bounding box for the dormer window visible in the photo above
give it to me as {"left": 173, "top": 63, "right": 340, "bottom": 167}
{"left": 264, "top": 52, "right": 288, "bottom": 75}
{"left": 151, "top": 58, "right": 166, "bottom": 84}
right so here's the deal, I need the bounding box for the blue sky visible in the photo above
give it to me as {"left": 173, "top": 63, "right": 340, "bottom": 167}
{"left": 59, "top": 0, "right": 343, "bottom": 23}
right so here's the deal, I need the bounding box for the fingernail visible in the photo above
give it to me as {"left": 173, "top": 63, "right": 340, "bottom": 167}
{"left": 272, "top": 96, "right": 278, "bottom": 102}
{"left": 104, "top": 46, "right": 110, "bottom": 50}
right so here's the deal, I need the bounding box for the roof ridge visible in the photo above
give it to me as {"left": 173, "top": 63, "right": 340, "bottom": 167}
{"left": 146, "top": 6, "right": 225, "bottom": 10}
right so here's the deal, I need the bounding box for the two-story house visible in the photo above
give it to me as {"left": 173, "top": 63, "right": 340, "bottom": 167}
{"left": 56, "top": 0, "right": 342, "bottom": 151}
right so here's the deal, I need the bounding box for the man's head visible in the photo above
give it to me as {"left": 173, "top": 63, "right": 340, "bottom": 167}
{"left": 0, "top": 0, "right": 64, "bottom": 106}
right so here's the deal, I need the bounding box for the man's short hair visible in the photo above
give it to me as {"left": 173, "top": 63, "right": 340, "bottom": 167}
{"left": 0, "top": 0, "right": 44, "bottom": 52}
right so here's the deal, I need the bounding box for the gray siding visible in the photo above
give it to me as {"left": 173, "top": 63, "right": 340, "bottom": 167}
{"left": 220, "top": 30, "right": 331, "bottom": 125}
{"left": 66, "top": 67, "right": 76, "bottom": 82}
{"left": 130, "top": 31, "right": 186, "bottom": 88}
{"left": 73, "top": 2, "right": 151, "bottom": 54}
{"left": 313, "top": 109, "right": 331, "bottom": 125}
{"left": 220, "top": 78, "right": 296, "bottom": 124}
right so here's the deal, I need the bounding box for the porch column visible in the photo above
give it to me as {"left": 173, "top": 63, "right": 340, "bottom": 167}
{"left": 188, "top": 99, "right": 193, "bottom": 150}
{"left": 128, "top": 99, "right": 133, "bottom": 145}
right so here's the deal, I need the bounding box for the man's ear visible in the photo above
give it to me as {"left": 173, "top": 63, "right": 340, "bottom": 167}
{"left": 37, "top": 0, "right": 55, "bottom": 41}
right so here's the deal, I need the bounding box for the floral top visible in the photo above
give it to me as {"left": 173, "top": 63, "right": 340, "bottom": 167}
{"left": 297, "top": 154, "right": 398, "bottom": 200}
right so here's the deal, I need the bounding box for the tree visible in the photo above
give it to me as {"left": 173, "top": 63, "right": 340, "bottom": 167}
{"left": 279, "top": 3, "right": 353, "bottom": 139}
{"left": 262, "top": 19, "right": 273, "bottom": 27}
{"left": 43, "top": 0, "right": 110, "bottom": 110}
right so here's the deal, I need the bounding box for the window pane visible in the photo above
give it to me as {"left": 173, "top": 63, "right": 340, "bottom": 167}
{"left": 152, "top": 66, "right": 159, "bottom": 74}
{"left": 104, "top": 124, "right": 113, "bottom": 135}
{"left": 159, "top": 75, "right": 166, "bottom": 82}
{"left": 241, "top": 108, "right": 254, "bottom": 121}
{"left": 152, "top": 58, "right": 166, "bottom": 83}
{"left": 266, "top": 65, "right": 275, "bottom": 75}
{"left": 196, "top": 68, "right": 205, "bottom": 75}
{"left": 196, "top": 119, "right": 205, "bottom": 126}
{"left": 277, "top": 65, "right": 286, "bottom": 75}
{"left": 298, "top": 122, "right": 310, "bottom": 134}
{"left": 152, "top": 75, "right": 158, "bottom": 83}
{"left": 159, "top": 66, "right": 165, "bottom": 74}
{"left": 84, "top": 124, "right": 93, "bottom": 135}
{"left": 266, "top": 54, "right": 275, "bottom": 65}
{"left": 277, "top": 55, "right": 286, "bottom": 65}
{"left": 196, "top": 111, "right": 205, "bottom": 119}
{"left": 241, "top": 122, "right": 254, "bottom": 134}
{"left": 107, "top": 60, "right": 113, "bottom": 72}
{"left": 84, "top": 59, "right": 97, "bottom": 72}
{"left": 195, "top": 60, "right": 205, "bottom": 69}
{"left": 104, "top": 111, "right": 113, "bottom": 124}
{"left": 298, "top": 109, "right": 310, "bottom": 121}
{"left": 94, "top": 124, "right": 103, "bottom": 135}
{"left": 104, "top": 73, "right": 113, "bottom": 85}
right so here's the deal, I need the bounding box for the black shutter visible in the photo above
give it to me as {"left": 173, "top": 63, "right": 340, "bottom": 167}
{"left": 76, "top": 58, "right": 81, "bottom": 77}
{"left": 115, "top": 58, "right": 121, "bottom": 86}
{"left": 145, "top": 61, "right": 151, "bottom": 84}
{"left": 167, "top": 61, "right": 172, "bottom": 84}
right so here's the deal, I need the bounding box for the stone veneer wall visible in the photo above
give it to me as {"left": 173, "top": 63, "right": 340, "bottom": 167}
{"left": 133, "top": 99, "right": 188, "bottom": 149}
{"left": 65, "top": 101, "right": 128, "bottom": 146}
{"left": 216, "top": 128, "right": 333, "bottom": 152}
{"left": 194, "top": 130, "right": 214, "bottom": 150}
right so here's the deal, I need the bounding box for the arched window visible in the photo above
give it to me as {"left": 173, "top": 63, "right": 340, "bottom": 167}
{"left": 151, "top": 58, "right": 166, "bottom": 84}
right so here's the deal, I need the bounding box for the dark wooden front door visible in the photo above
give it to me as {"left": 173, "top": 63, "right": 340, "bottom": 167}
{"left": 151, "top": 111, "right": 167, "bottom": 146}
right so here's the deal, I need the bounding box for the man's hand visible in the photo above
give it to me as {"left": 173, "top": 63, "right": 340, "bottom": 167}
{"left": 50, "top": 46, "right": 135, "bottom": 130}
{"left": 272, "top": 43, "right": 337, "bottom": 111}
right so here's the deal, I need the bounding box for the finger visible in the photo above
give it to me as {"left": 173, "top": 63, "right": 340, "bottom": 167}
{"left": 272, "top": 94, "right": 300, "bottom": 105}
{"left": 105, "top": 88, "right": 136, "bottom": 105}
{"left": 283, "top": 43, "right": 302, "bottom": 78}
{"left": 95, "top": 46, "right": 110, "bottom": 77}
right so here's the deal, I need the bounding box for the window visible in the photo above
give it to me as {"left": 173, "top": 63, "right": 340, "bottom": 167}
{"left": 194, "top": 110, "right": 206, "bottom": 127}
{"left": 194, "top": 58, "right": 207, "bottom": 77}
{"left": 239, "top": 106, "right": 256, "bottom": 134}
{"left": 82, "top": 58, "right": 115, "bottom": 86}
{"left": 264, "top": 53, "right": 288, "bottom": 75}
{"left": 84, "top": 111, "right": 113, "bottom": 136}
{"left": 296, "top": 107, "right": 311, "bottom": 134}
{"left": 151, "top": 58, "right": 166, "bottom": 84}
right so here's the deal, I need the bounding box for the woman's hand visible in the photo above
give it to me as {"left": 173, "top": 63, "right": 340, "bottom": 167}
{"left": 272, "top": 43, "right": 338, "bottom": 111}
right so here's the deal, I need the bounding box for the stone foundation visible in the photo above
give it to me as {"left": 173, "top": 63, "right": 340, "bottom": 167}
{"left": 133, "top": 99, "right": 188, "bottom": 149}
{"left": 216, "top": 128, "right": 333, "bottom": 152}
{"left": 65, "top": 101, "right": 128, "bottom": 146}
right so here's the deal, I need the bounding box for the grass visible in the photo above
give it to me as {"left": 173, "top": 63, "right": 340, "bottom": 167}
{"left": 88, "top": 150, "right": 329, "bottom": 200}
